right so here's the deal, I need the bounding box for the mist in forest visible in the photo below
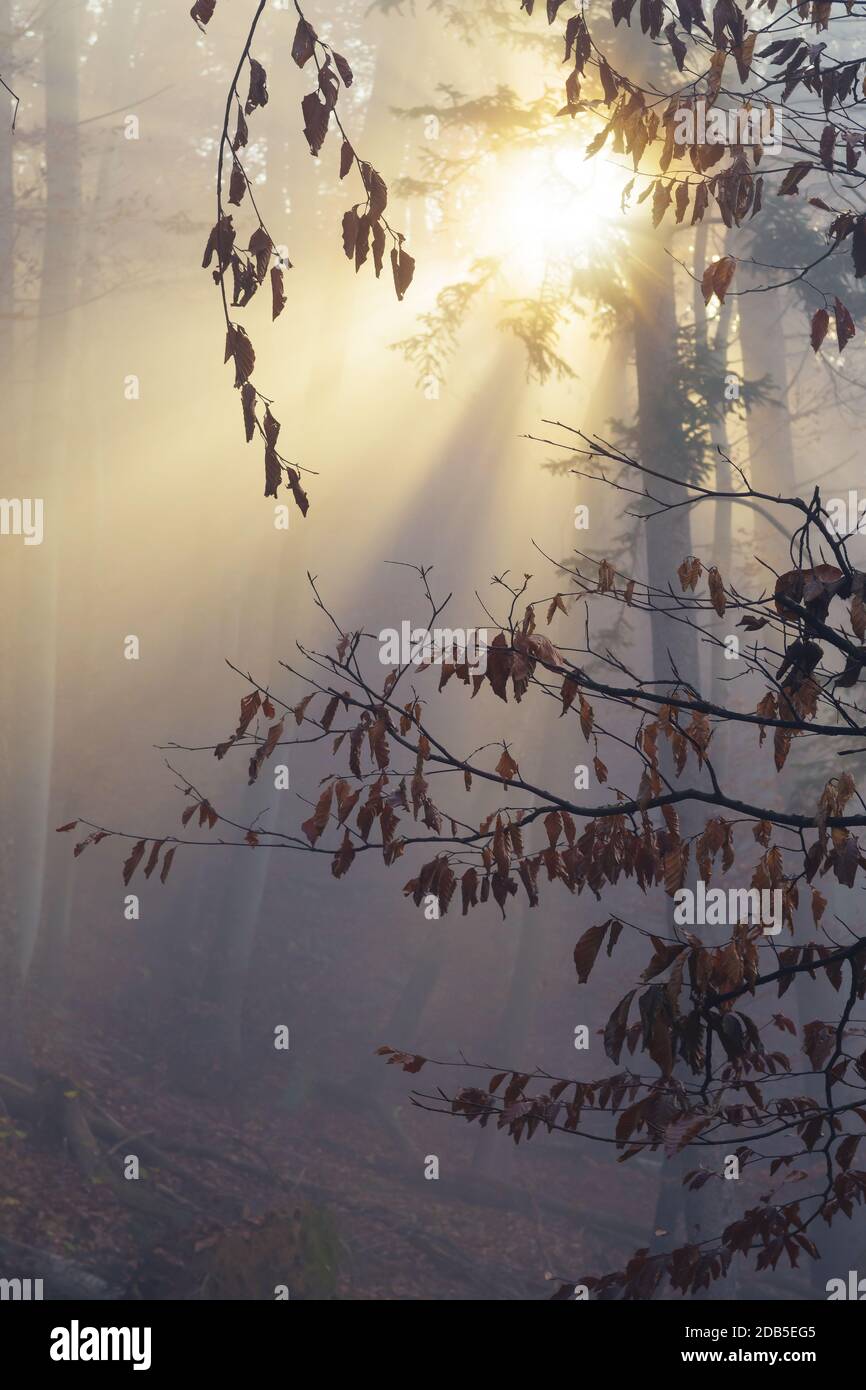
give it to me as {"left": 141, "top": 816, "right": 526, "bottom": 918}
{"left": 2, "top": 0, "right": 866, "bottom": 1306}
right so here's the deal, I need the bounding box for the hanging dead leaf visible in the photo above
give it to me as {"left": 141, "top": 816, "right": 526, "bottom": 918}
{"left": 496, "top": 748, "right": 520, "bottom": 784}
{"left": 270, "top": 266, "right": 286, "bottom": 320}
{"left": 574, "top": 922, "right": 609, "bottom": 984}
{"left": 834, "top": 296, "right": 856, "bottom": 352}
{"left": 707, "top": 566, "right": 726, "bottom": 616}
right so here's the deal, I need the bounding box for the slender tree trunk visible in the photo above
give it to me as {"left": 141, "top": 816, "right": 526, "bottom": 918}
{"left": 0, "top": 0, "right": 14, "bottom": 445}
{"left": 632, "top": 229, "right": 699, "bottom": 682}
{"left": 738, "top": 260, "right": 796, "bottom": 496}
{"left": 691, "top": 223, "right": 736, "bottom": 704}
{"left": 631, "top": 225, "right": 735, "bottom": 1292}
{"left": 33, "top": 0, "right": 144, "bottom": 1001}
{"left": 0, "top": 0, "right": 21, "bottom": 1065}
{"left": 17, "top": 0, "right": 81, "bottom": 1003}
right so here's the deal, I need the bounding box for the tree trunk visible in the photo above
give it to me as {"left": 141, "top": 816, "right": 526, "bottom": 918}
{"left": 0, "top": 0, "right": 21, "bottom": 1067}
{"left": 738, "top": 260, "right": 796, "bottom": 496}
{"left": 31, "top": 0, "right": 143, "bottom": 1004}
{"left": 15, "top": 0, "right": 81, "bottom": 1005}
{"left": 631, "top": 224, "right": 735, "bottom": 1291}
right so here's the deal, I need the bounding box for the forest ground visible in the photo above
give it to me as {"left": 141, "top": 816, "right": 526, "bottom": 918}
{"left": 1, "top": 988, "right": 661, "bottom": 1301}
{"left": 2, "top": 995, "right": 820, "bottom": 1301}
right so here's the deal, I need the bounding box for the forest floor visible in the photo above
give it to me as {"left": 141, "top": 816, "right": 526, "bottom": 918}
{"left": 0, "top": 1000, "right": 657, "bottom": 1301}
{"left": 2, "top": 982, "right": 824, "bottom": 1301}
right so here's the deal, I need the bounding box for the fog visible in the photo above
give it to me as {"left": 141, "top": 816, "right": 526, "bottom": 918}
{"left": 2, "top": 0, "right": 865, "bottom": 1304}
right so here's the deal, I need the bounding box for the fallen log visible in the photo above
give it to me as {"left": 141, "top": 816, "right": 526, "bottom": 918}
{"left": 0, "top": 1235, "right": 122, "bottom": 1300}
{"left": 0, "top": 1070, "right": 198, "bottom": 1229}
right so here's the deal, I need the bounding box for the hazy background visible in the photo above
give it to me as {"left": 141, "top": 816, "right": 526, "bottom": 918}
{"left": 1, "top": 0, "right": 863, "bottom": 1299}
